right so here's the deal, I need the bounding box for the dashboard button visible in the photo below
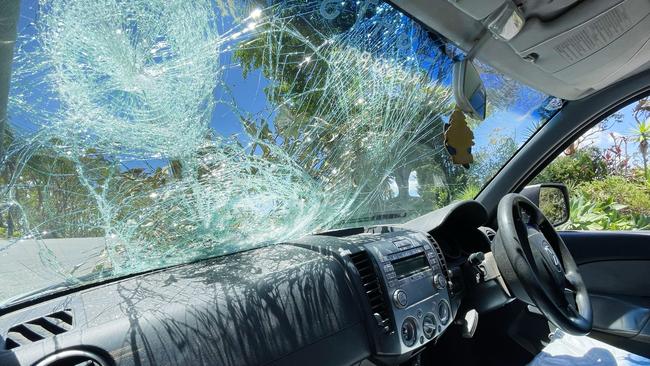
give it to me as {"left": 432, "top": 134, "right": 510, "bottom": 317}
{"left": 393, "top": 289, "right": 408, "bottom": 308}
{"left": 434, "top": 274, "right": 447, "bottom": 289}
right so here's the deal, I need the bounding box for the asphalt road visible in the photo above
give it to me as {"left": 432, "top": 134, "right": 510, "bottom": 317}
{"left": 0, "top": 237, "right": 106, "bottom": 304}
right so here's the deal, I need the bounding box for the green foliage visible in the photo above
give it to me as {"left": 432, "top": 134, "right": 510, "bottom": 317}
{"left": 563, "top": 194, "right": 650, "bottom": 231}
{"left": 421, "top": 186, "right": 451, "bottom": 209}
{"left": 538, "top": 148, "right": 650, "bottom": 230}
{"left": 576, "top": 176, "right": 650, "bottom": 217}
{"left": 631, "top": 119, "right": 649, "bottom": 178}
{"left": 0, "top": 227, "right": 21, "bottom": 238}
{"left": 539, "top": 187, "right": 567, "bottom": 225}
{"left": 534, "top": 147, "right": 607, "bottom": 186}
{"left": 455, "top": 184, "right": 481, "bottom": 202}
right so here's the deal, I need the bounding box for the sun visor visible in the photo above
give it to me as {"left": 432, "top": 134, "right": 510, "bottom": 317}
{"left": 509, "top": 1, "right": 650, "bottom": 92}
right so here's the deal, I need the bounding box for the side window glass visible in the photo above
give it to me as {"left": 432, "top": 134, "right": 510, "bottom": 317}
{"left": 534, "top": 97, "right": 650, "bottom": 230}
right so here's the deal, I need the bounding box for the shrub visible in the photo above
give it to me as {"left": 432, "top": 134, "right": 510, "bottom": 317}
{"left": 535, "top": 147, "right": 607, "bottom": 186}
{"left": 537, "top": 147, "right": 650, "bottom": 230}
{"left": 563, "top": 194, "right": 650, "bottom": 231}
{"left": 575, "top": 176, "right": 650, "bottom": 217}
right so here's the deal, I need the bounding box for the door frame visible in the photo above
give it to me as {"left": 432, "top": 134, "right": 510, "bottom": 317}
{"left": 477, "top": 68, "right": 650, "bottom": 220}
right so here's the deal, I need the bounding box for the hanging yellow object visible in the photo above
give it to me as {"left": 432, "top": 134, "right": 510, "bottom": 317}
{"left": 444, "top": 108, "right": 475, "bottom": 169}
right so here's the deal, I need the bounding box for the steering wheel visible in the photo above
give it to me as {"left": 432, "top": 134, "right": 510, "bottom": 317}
{"left": 493, "top": 193, "right": 592, "bottom": 335}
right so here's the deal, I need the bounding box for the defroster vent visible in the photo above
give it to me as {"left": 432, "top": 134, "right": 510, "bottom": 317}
{"left": 4, "top": 309, "right": 73, "bottom": 350}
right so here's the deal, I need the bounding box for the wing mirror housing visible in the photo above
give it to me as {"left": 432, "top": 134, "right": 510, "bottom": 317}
{"left": 453, "top": 59, "right": 487, "bottom": 121}
{"left": 521, "top": 183, "right": 570, "bottom": 226}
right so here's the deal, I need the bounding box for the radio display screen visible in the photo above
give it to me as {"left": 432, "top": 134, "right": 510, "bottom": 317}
{"left": 392, "top": 253, "right": 429, "bottom": 279}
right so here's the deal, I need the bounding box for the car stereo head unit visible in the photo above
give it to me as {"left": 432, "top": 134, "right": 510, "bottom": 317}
{"left": 359, "top": 230, "right": 453, "bottom": 355}
{"left": 391, "top": 252, "right": 430, "bottom": 280}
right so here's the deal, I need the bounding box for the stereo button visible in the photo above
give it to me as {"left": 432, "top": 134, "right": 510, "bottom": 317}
{"left": 393, "top": 289, "right": 408, "bottom": 308}
{"left": 434, "top": 274, "right": 447, "bottom": 289}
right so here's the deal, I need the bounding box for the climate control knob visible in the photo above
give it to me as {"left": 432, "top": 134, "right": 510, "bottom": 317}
{"left": 393, "top": 289, "right": 408, "bottom": 308}
{"left": 422, "top": 313, "right": 437, "bottom": 339}
{"left": 401, "top": 317, "right": 418, "bottom": 347}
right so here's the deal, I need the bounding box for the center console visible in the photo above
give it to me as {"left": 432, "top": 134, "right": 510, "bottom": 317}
{"left": 345, "top": 229, "right": 454, "bottom": 357}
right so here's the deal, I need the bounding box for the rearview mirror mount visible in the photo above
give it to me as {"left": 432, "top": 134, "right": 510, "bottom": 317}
{"left": 453, "top": 59, "right": 487, "bottom": 121}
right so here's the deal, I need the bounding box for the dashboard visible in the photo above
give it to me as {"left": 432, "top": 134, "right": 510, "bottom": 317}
{"left": 0, "top": 200, "right": 496, "bottom": 366}
{"left": 293, "top": 227, "right": 458, "bottom": 363}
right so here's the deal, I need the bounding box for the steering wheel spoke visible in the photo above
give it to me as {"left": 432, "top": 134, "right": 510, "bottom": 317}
{"left": 563, "top": 286, "right": 578, "bottom": 308}
{"left": 564, "top": 271, "right": 583, "bottom": 292}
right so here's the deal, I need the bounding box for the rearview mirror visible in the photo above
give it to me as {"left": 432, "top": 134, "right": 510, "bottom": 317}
{"left": 521, "top": 183, "right": 570, "bottom": 226}
{"left": 453, "top": 59, "right": 486, "bottom": 121}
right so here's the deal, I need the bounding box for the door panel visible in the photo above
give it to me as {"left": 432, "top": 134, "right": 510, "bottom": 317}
{"left": 561, "top": 231, "right": 650, "bottom": 264}
{"left": 560, "top": 230, "right": 650, "bottom": 358}
{"left": 580, "top": 261, "right": 650, "bottom": 297}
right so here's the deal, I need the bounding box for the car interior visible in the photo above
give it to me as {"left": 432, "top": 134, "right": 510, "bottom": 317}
{"left": 0, "top": 0, "right": 649, "bottom": 366}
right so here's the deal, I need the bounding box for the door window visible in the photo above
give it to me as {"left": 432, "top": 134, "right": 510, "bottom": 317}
{"left": 534, "top": 97, "right": 650, "bottom": 230}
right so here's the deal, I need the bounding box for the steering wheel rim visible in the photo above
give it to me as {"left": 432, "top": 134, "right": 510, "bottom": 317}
{"left": 493, "top": 193, "right": 593, "bottom": 335}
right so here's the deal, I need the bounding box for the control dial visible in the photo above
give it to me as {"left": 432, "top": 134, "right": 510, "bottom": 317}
{"left": 422, "top": 313, "right": 437, "bottom": 339}
{"left": 438, "top": 300, "right": 451, "bottom": 325}
{"left": 401, "top": 317, "right": 418, "bottom": 347}
{"left": 392, "top": 289, "right": 408, "bottom": 308}
{"left": 434, "top": 274, "right": 447, "bottom": 289}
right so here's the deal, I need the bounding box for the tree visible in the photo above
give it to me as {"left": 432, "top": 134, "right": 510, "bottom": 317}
{"left": 231, "top": 0, "right": 462, "bottom": 220}
{"left": 631, "top": 120, "right": 649, "bottom": 178}
{"left": 632, "top": 98, "right": 650, "bottom": 179}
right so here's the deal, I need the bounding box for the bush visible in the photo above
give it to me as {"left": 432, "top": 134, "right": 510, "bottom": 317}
{"left": 539, "top": 187, "right": 568, "bottom": 225}
{"left": 576, "top": 176, "right": 650, "bottom": 217}
{"left": 535, "top": 148, "right": 607, "bottom": 186}
{"left": 0, "top": 227, "right": 22, "bottom": 238}
{"left": 563, "top": 194, "right": 650, "bottom": 230}
{"left": 537, "top": 147, "right": 650, "bottom": 230}
{"left": 455, "top": 184, "right": 480, "bottom": 201}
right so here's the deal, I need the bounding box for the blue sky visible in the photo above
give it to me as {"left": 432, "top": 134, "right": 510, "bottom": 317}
{"left": 11, "top": 0, "right": 644, "bottom": 176}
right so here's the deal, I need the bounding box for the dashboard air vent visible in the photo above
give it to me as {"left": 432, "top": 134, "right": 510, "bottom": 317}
{"left": 480, "top": 227, "right": 497, "bottom": 242}
{"left": 427, "top": 234, "right": 450, "bottom": 284}
{"left": 349, "top": 250, "right": 391, "bottom": 332}
{"left": 4, "top": 309, "right": 73, "bottom": 350}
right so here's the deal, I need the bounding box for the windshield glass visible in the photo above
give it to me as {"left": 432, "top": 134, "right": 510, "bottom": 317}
{"left": 0, "top": 0, "right": 559, "bottom": 306}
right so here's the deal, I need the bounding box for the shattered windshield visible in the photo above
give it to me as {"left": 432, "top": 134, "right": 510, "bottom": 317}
{"left": 0, "top": 0, "right": 558, "bottom": 306}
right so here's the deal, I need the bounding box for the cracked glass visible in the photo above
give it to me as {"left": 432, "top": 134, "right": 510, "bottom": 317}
{"left": 0, "top": 0, "right": 558, "bottom": 306}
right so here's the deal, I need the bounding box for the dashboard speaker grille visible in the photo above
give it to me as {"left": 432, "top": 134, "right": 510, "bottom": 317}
{"left": 4, "top": 309, "right": 73, "bottom": 350}
{"left": 349, "top": 250, "right": 391, "bottom": 331}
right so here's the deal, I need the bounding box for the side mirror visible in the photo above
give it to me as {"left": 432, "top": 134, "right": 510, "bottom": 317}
{"left": 521, "top": 183, "right": 570, "bottom": 226}
{"left": 453, "top": 59, "right": 487, "bottom": 121}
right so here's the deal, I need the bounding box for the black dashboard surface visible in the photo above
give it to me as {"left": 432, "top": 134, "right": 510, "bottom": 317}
{"left": 0, "top": 200, "right": 491, "bottom": 366}
{"left": 0, "top": 244, "right": 369, "bottom": 366}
